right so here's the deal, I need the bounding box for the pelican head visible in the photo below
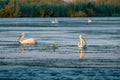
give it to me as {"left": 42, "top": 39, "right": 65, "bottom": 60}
{"left": 18, "top": 33, "right": 24, "bottom": 41}
{"left": 79, "top": 35, "right": 82, "bottom": 39}
{"left": 18, "top": 33, "right": 37, "bottom": 45}
{"left": 79, "top": 35, "right": 85, "bottom": 42}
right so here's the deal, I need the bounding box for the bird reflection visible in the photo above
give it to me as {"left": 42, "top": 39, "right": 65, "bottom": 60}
{"left": 19, "top": 46, "right": 24, "bottom": 53}
{"left": 79, "top": 49, "right": 86, "bottom": 59}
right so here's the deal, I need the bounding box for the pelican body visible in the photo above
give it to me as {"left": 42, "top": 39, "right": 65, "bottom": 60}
{"left": 18, "top": 33, "right": 37, "bottom": 45}
{"left": 88, "top": 18, "right": 92, "bottom": 23}
{"left": 78, "top": 35, "right": 87, "bottom": 49}
{"left": 51, "top": 19, "right": 59, "bottom": 23}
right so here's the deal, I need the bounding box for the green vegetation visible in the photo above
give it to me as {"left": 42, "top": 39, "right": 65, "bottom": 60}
{"left": 0, "top": 0, "right": 120, "bottom": 17}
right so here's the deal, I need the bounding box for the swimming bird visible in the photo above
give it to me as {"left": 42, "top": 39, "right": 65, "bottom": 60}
{"left": 78, "top": 35, "right": 87, "bottom": 49}
{"left": 88, "top": 18, "right": 92, "bottom": 23}
{"left": 18, "top": 33, "right": 37, "bottom": 45}
{"left": 51, "top": 19, "right": 59, "bottom": 23}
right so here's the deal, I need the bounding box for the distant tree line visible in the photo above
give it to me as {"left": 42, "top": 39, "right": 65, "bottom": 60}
{"left": 0, "top": 0, "right": 120, "bottom": 17}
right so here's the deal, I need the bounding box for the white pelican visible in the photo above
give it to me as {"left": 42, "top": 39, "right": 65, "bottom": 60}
{"left": 18, "top": 33, "right": 37, "bottom": 45}
{"left": 88, "top": 18, "right": 92, "bottom": 23}
{"left": 51, "top": 19, "right": 59, "bottom": 23}
{"left": 78, "top": 35, "right": 87, "bottom": 49}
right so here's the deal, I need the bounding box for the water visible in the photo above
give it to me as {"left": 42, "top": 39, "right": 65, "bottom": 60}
{"left": 0, "top": 17, "right": 120, "bottom": 80}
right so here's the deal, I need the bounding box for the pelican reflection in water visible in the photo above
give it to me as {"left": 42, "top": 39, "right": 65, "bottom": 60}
{"left": 18, "top": 33, "right": 37, "bottom": 45}
{"left": 79, "top": 49, "right": 86, "bottom": 59}
{"left": 19, "top": 46, "right": 24, "bottom": 53}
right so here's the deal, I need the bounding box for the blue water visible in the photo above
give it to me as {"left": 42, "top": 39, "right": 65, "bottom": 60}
{"left": 0, "top": 17, "right": 120, "bottom": 80}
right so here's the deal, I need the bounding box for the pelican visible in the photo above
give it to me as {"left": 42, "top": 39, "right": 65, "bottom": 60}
{"left": 18, "top": 33, "right": 37, "bottom": 45}
{"left": 88, "top": 18, "right": 92, "bottom": 23}
{"left": 51, "top": 19, "right": 59, "bottom": 23}
{"left": 78, "top": 35, "right": 87, "bottom": 49}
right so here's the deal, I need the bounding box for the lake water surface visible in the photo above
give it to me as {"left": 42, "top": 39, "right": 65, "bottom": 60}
{"left": 0, "top": 17, "right": 120, "bottom": 80}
